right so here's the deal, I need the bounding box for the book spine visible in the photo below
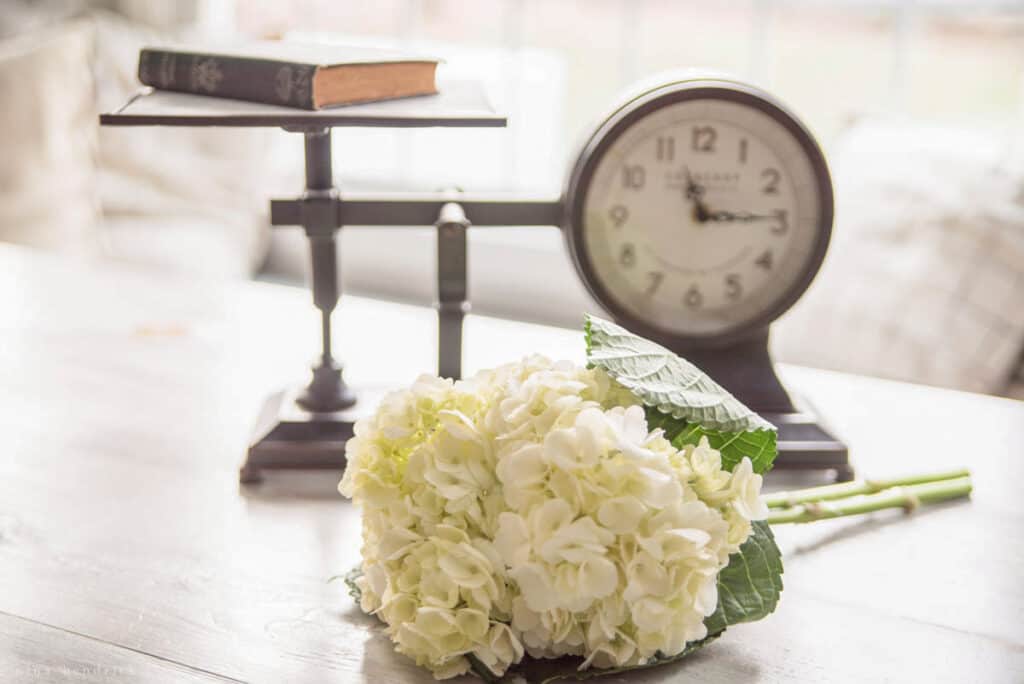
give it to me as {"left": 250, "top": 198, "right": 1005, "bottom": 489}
{"left": 137, "top": 49, "right": 318, "bottom": 110}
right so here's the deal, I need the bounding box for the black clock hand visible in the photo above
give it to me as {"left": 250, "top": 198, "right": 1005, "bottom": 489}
{"left": 708, "top": 210, "right": 775, "bottom": 222}
{"left": 708, "top": 209, "right": 786, "bottom": 228}
{"left": 682, "top": 166, "right": 710, "bottom": 223}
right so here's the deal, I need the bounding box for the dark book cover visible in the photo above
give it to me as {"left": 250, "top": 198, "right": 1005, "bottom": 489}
{"left": 138, "top": 43, "right": 439, "bottom": 111}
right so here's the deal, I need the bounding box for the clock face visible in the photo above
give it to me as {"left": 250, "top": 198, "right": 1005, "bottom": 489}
{"left": 568, "top": 83, "right": 832, "bottom": 343}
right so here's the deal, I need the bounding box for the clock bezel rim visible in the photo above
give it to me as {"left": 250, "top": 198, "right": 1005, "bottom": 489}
{"left": 563, "top": 78, "right": 835, "bottom": 349}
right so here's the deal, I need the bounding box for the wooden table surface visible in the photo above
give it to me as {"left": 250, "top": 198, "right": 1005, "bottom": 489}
{"left": 1, "top": 244, "right": 1021, "bottom": 683}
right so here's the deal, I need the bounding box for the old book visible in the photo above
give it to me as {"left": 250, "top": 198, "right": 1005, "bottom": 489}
{"left": 137, "top": 43, "right": 439, "bottom": 110}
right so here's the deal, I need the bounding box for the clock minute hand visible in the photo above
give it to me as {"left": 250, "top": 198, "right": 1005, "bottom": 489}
{"left": 709, "top": 209, "right": 776, "bottom": 223}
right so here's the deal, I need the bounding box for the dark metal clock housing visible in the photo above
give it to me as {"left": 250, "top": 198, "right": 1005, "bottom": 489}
{"left": 562, "top": 77, "right": 835, "bottom": 350}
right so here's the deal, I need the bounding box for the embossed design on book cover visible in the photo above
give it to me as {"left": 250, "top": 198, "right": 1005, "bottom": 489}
{"left": 190, "top": 57, "right": 224, "bottom": 93}
{"left": 274, "top": 66, "right": 312, "bottom": 106}
{"left": 293, "top": 69, "right": 311, "bottom": 106}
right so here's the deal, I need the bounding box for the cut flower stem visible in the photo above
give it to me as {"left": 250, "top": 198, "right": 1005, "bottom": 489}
{"left": 765, "top": 474, "right": 972, "bottom": 525}
{"left": 763, "top": 468, "right": 970, "bottom": 509}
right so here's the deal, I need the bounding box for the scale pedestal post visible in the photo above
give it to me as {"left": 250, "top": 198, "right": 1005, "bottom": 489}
{"left": 240, "top": 132, "right": 482, "bottom": 483}
{"left": 435, "top": 202, "right": 470, "bottom": 381}
{"left": 241, "top": 128, "right": 357, "bottom": 484}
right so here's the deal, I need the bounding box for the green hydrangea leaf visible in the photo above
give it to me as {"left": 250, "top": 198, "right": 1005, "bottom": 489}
{"left": 645, "top": 409, "right": 777, "bottom": 475}
{"left": 585, "top": 315, "right": 777, "bottom": 474}
{"left": 704, "top": 521, "right": 784, "bottom": 635}
{"left": 585, "top": 315, "right": 774, "bottom": 433}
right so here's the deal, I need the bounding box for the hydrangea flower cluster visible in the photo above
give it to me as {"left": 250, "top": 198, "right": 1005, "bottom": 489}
{"left": 339, "top": 355, "right": 767, "bottom": 679}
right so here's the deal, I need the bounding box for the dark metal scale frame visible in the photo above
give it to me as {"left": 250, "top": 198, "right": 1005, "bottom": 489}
{"left": 242, "top": 84, "right": 851, "bottom": 483}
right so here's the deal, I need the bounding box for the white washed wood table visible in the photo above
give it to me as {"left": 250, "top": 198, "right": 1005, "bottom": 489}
{"left": 0, "top": 245, "right": 1021, "bottom": 683}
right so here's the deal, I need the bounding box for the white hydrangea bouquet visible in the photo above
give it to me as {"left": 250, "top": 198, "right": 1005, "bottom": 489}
{"left": 339, "top": 316, "right": 971, "bottom": 681}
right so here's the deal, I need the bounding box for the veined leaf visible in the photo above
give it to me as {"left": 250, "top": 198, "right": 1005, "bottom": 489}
{"left": 704, "top": 521, "right": 784, "bottom": 635}
{"left": 646, "top": 409, "right": 777, "bottom": 475}
{"left": 586, "top": 315, "right": 778, "bottom": 474}
{"left": 585, "top": 315, "right": 774, "bottom": 433}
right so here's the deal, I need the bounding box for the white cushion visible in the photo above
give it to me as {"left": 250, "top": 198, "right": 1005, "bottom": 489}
{"left": 773, "top": 119, "right": 1024, "bottom": 395}
{"left": 91, "top": 11, "right": 278, "bottom": 278}
{"left": 0, "top": 18, "right": 100, "bottom": 253}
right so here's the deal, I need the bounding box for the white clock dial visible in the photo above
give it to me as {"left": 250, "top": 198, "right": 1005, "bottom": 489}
{"left": 576, "top": 94, "right": 826, "bottom": 338}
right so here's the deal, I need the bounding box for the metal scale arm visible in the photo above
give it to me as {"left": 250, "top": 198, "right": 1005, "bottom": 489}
{"left": 244, "top": 128, "right": 562, "bottom": 482}
{"left": 268, "top": 128, "right": 561, "bottom": 384}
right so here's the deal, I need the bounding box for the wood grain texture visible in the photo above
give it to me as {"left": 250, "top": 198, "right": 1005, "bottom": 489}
{"left": 0, "top": 611, "right": 234, "bottom": 683}
{"left": 0, "top": 244, "right": 1021, "bottom": 683}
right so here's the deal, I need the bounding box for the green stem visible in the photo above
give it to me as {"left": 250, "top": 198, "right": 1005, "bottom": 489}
{"left": 766, "top": 476, "right": 972, "bottom": 525}
{"left": 762, "top": 468, "right": 970, "bottom": 509}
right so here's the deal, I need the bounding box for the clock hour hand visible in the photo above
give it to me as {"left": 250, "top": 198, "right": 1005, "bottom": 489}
{"left": 682, "top": 166, "right": 710, "bottom": 223}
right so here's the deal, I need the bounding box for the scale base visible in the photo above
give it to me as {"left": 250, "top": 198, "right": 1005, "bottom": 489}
{"left": 240, "top": 386, "right": 386, "bottom": 484}
{"left": 764, "top": 397, "right": 852, "bottom": 481}
{"left": 241, "top": 390, "right": 851, "bottom": 483}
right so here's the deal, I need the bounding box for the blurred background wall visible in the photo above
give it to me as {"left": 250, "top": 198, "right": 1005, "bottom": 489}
{"left": 1, "top": 0, "right": 1022, "bottom": 397}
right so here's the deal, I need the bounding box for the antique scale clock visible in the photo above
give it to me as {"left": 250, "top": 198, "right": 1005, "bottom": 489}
{"left": 102, "top": 72, "right": 850, "bottom": 482}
